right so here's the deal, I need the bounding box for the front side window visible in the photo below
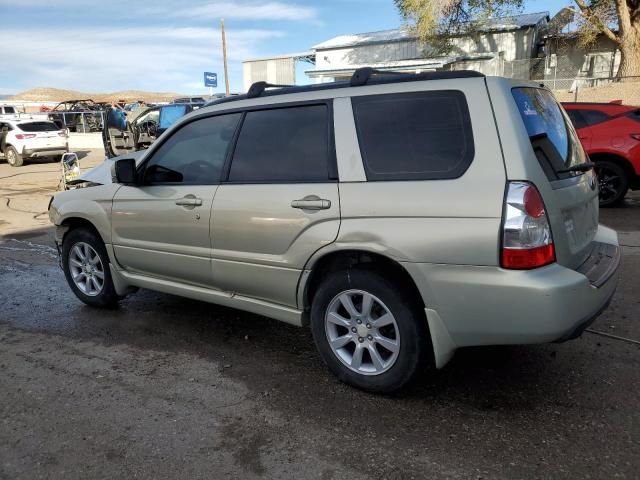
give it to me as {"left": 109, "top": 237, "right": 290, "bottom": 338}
{"left": 4, "top": 106, "right": 15, "bottom": 114}
{"left": 352, "top": 91, "right": 474, "bottom": 181}
{"left": 513, "top": 87, "right": 586, "bottom": 178}
{"left": 144, "top": 113, "right": 241, "bottom": 185}
{"left": 228, "top": 104, "right": 331, "bottom": 183}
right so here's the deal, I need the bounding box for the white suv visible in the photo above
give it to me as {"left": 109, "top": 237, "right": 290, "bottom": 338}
{"left": 0, "top": 118, "right": 69, "bottom": 167}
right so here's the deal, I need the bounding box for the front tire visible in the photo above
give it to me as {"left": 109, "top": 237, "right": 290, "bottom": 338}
{"left": 596, "top": 160, "right": 628, "bottom": 207}
{"left": 62, "top": 227, "right": 119, "bottom": 308}
{"left": 5, "top": 146, "right": 23, "bottom": 167}
{"left": 310, "top": 268, "right": 429, "bottom": 393}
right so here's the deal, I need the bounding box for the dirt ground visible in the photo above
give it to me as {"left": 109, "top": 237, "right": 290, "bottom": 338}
{"left": 1, "top": 151, "right": 639, "bottom": 479}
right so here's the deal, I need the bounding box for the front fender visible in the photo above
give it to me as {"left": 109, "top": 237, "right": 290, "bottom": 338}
{"left": 49, "top": 184, "right": 121, "bottom": 244}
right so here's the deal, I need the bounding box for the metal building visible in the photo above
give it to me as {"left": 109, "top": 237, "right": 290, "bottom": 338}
{"left": 242, "top": 52, "right": 314, "bottom": 91}
{"left": 241, "top": 12, "right": 551, "bottom": 87}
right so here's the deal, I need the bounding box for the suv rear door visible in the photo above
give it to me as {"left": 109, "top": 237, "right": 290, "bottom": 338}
{"left": 210, "top": 101, "right": 340, "bottom": 308}
{"left": 489, "top": 79, "right": 600, "bottom": 269}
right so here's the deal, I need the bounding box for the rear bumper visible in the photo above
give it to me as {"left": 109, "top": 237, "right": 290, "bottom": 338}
{"left": 402, "top": 224, "right": 619, "bottom": 366}
{"left": 23, "top": 146, "right": 68, "bottom": 158}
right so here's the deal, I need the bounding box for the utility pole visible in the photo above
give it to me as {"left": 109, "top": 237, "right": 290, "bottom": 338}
{"left": 221, "top": 19, "right": 230, "bottom": 96}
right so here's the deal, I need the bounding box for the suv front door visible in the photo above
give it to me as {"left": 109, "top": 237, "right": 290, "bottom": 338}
{"left": 211, "top": 102, "right": 340, "bottom": 307}
{"left": 111, "top": 113, "right": 241, "bottom": 286}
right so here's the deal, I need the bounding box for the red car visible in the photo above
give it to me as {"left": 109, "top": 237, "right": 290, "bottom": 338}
{"left": 562, "top": 101, "right": 640, "bottom": 206}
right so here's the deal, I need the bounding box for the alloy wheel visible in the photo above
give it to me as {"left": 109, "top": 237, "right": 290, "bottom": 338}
{"left": 595, "top": 164, "right": 623, "bottom": 205}
{"left": 325, "top": 289, "right": 400, "bottom": 376}
{"left": 6, "top": 149, "right": 16, "bottom": 165}
{"left": 68, "top": 242, "right": 105, "bottom": 296}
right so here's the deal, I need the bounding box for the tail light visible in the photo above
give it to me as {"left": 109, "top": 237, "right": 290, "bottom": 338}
{"left": 501, "top": 181, "right": 555, "bottom": 269}
{"left": 15, "top": 133, "right": 36, "bottom": 140}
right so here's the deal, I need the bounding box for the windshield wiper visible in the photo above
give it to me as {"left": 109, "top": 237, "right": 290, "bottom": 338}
{"left": 556, "top": 162, "right": 595, "bottom": 174}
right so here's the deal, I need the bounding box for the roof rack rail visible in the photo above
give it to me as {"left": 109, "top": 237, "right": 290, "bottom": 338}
{"left": 350, "top": 67, "right": 484, "bottom": 86}
{"left": 204, "top": 67, "right": 485, "bottom": 107}
{"left": 247, "top": 81, "right": 295, "bottom": 99}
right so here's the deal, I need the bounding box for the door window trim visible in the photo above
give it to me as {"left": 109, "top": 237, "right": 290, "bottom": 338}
{"left": 220, "top": 99, "right": 338, "bottom": 185}
{"left": 137, "top": 111, "right": 243, "bottom": 186}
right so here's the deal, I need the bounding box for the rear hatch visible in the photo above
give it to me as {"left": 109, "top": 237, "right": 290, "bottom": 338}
{"left": 18, "top": 121, "right": 66, "bottom": 148}
{"left": 511, "top": 86, "right": 599, "bottom": 269}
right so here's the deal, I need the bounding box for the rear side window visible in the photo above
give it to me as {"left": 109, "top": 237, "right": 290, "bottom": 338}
{"left": 513, "top": 87, "right": 586, "bottom": 178}
{"left": 18, "top": 121, "right": 59, "bottom": 132}
{"left": 3, "top": 106, "right": 15, "bottom": 114}
{"left": 228, "top": 104, "right": 331, "bottom": 183}
{"left": 565, "top": 109, "right": 587, "bottom": 129}
{"left": 581, "top": 109, "right": 609, "bottom": 126}
{"left": 351, "top": 91, "right": 474, "bottom": 181}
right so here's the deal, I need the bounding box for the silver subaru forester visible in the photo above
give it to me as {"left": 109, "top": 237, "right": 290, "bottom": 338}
{"left": 49, "top": 68, "right": 620, "bottom": 393}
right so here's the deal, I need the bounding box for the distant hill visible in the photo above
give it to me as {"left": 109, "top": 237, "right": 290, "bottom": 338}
{"left": 10, "top": 87, "right": 185, "bottom": 103}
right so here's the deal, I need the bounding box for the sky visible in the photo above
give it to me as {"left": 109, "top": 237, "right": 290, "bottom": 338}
{"left": 0, "top": 0, "right": 566, "bottom": 96}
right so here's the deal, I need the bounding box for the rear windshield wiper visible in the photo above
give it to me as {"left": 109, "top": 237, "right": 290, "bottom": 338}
{"left": 556, "top": 162, "right": 595, "bottom": 174}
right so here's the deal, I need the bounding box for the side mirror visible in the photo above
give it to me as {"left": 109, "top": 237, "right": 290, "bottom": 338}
{"left": 111, "top": 158, "right": 137, "bottom": 184}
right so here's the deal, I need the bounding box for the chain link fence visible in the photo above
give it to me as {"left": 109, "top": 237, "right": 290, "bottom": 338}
{"left": 498, "top": 54, "right": 640, "bottom": 104}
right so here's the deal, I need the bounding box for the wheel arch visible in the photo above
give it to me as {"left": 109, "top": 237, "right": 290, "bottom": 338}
{"left": 300, "top": 248, "right": 425, "bottom": 322}
{"left": 589, "top": 152, "right": 637, "bottom": 178}
{"left": 60, "top": 216, "right": 104, "bottom": 243}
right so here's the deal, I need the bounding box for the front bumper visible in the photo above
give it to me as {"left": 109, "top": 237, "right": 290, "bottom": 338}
{"left": 403, "top": 225, "right": 620, "bottom": 355}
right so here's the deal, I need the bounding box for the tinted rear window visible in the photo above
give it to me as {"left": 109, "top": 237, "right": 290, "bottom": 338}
{"left": 18, "top": 121, "right": 60, "bottom": 132}
{"left": 352, "top": 91, "right": 474, "bottom": 181}
{"left": 229, "top": 104, "right": 331, "bottom": 183}
{"left": 513, "top": 87, "right": 586, "bottom": 178}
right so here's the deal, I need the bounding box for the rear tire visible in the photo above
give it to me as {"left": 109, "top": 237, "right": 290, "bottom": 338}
{"left": 62, "top": 227, "right": 120, "bottom": 308}
{"left": 310, "top": 267, "right": 429, "bottom": 393}
{"left": 596, "top": 160, "right": 628, "bottom": 207}
{"left": 5, "top": 146, "right": 23, "bottom": 167}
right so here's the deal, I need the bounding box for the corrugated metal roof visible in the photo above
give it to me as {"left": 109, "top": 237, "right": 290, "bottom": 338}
{"left": 313, "top": 11, "right": 549, "bottom": 50}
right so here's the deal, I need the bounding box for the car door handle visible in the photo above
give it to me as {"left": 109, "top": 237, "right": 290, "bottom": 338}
{"left": 291, "top": 197, "right": 331, "bottom": 210}
{"left": 175, "top": 196, "right": 202, "bottom": 207}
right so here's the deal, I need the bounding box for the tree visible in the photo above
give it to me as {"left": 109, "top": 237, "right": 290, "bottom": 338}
{"left": 395, "top": 0, "right": 640, "bottom": 78}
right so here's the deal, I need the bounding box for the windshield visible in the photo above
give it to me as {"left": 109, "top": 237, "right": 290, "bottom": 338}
{"left": 512, "top": 87, "right": 586, "bottom": 179}
{"left": 18, "top": 121, "right": 60, "bottom": 132}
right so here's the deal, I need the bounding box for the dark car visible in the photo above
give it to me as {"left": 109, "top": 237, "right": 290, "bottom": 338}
{"left": 103, "top": 103, "right": 192, "bottom": 158}
{"left": 562, "top": 101, "right": 640, "bottom": 206}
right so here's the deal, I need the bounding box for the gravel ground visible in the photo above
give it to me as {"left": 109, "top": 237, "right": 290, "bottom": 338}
{"left": 0, "top": 152, "right": 639, "bottom": 479}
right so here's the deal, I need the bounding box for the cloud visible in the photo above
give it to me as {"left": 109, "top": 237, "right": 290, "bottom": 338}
{"left": 0, "top": 26, "right": 284, "bottom": 93}
{"left": 169, "top": 1, "right": 317, "bottom": 21}
{"left": 1, "top": 0, "right": 317, "bottom": 22}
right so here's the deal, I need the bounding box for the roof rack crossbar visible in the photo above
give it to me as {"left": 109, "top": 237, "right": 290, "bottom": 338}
{"left": 350, "top": 66, "right": 484, "bottom": 86}
{"left": 247, "top": 81, "right": 295, "bottom": 99}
